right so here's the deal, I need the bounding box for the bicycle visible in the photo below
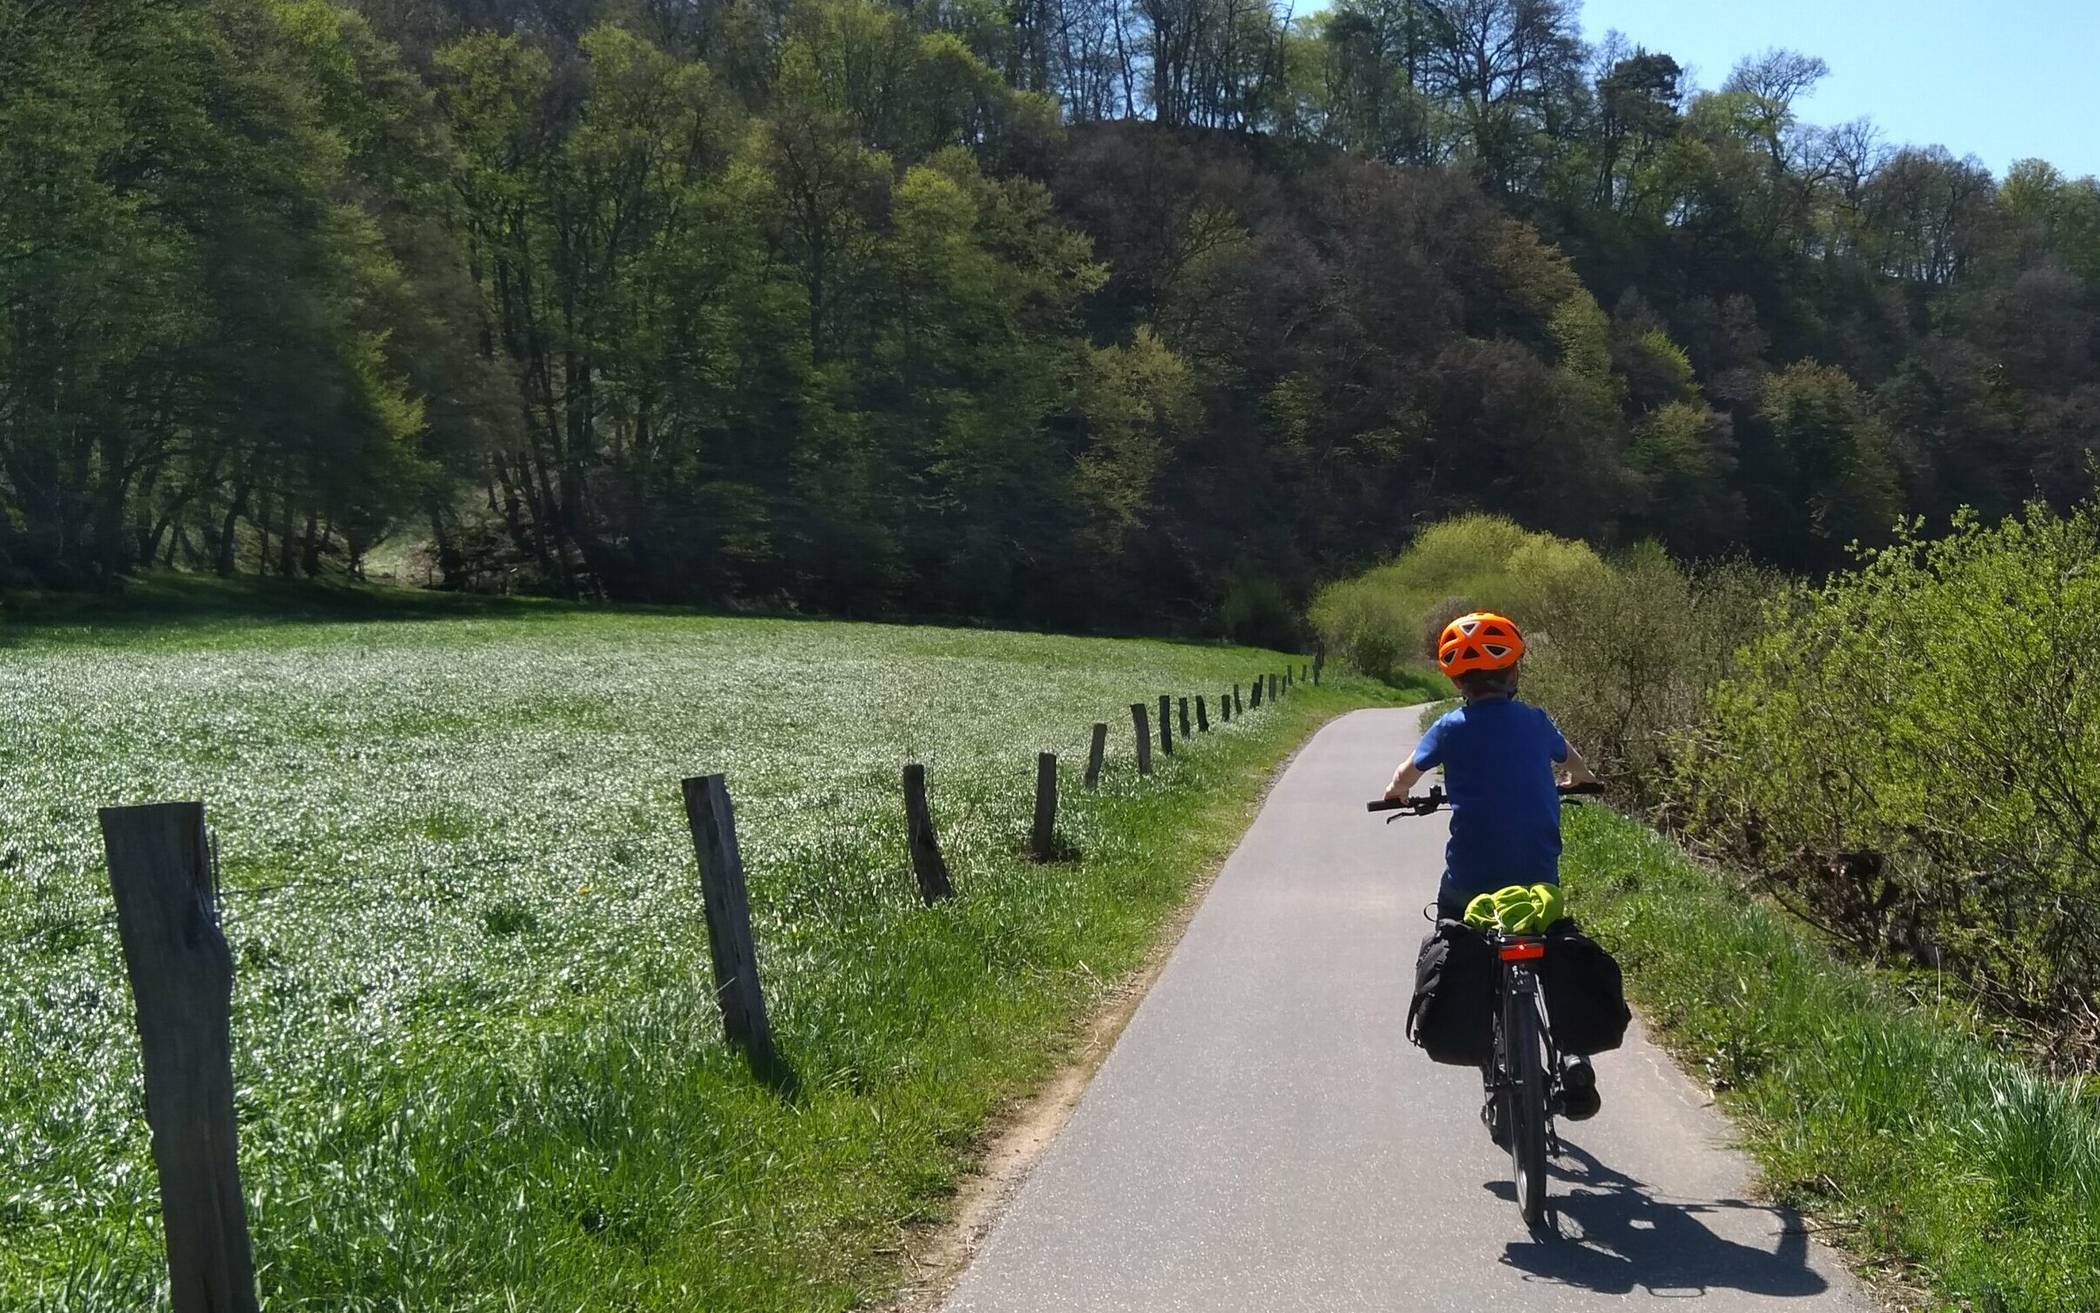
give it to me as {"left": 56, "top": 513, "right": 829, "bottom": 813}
{"left": 1367, "top": 780, "right": 1603, "bottom": 1227}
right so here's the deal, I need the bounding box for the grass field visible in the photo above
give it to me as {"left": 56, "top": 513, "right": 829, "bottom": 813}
{"left": 0, "top": 589, "right": 1417, "bottom": 1310}
{"left": 1562, "top": 808, "right": 2100, "bottom": 1313}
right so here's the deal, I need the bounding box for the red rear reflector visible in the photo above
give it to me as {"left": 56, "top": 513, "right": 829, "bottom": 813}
{"left": 1498, "top": 942, "right": 1545, "bottom": 961}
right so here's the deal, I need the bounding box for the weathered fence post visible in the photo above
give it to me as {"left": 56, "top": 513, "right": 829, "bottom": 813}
{"left": 1131, "top": 703, "right": 1153, "bottom": 775}
{"left": 1085, "top": 722, "right": 1108, "bottom": 790}
{"left": 1195, "top": 695, "right": 1210, "bottom": 733}
{"left": 100, "top": 802, "right": 261, "bottom": 1313}
{"left": 1314, "top": 648, "right": 1324, "bottom": 685}
{"left": 1233, "top": 683, "right": 1243, "bottom": 715}
{"left": 1158, "top": 694, "right": 1174, "bottom": 755}
{"left": 1178, "top": 697, "right": 1191, "bottom": 739}
{"left": 682, "top": 775, "right": 781, "bottom": 1079}
{"left": 1030, "top": 752, "right": 1059, "bottom": 861}
{"left": 1269, "top": 673, "right": 1279, "bottom": 701}
{"left": 900, "top": 763, "right": 953, "bottom": 904}
{"left": 1221, "top": 690, "right": 1233, "bottom": 723}
{"left": 1250, "top": 677, "right": 1263, "bottom": 709}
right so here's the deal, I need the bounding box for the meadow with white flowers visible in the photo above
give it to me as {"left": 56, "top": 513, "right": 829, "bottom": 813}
{"left": 0, "top": 603, "right": 1407, "bottom": 1309}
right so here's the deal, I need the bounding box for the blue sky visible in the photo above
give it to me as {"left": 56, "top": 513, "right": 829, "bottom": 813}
{"left": 1575, "top": 0, "right": 2100, "bottom": 179}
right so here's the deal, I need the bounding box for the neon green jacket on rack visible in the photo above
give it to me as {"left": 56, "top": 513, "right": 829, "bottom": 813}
{"left": 1462, "top": 882, "right": 1565, "bottom": 935}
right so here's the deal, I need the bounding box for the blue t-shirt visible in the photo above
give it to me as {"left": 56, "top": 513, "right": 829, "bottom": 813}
{"left": 1411, "top": 697, "right": 1570, "bottom": 905}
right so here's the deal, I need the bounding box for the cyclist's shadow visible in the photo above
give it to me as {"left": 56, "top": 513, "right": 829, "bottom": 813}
{"left": 1489, "top": 1143, "right": 1830, "bottom": 1298}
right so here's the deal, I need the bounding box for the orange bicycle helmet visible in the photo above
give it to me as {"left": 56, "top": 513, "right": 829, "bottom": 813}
{"left": 1437, "top": 611, "right": 1526, "bottom": 678}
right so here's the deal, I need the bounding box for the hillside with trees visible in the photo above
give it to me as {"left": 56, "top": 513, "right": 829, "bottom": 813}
{"left": 6, "top": 0, "right": 2098, "bottom": 633}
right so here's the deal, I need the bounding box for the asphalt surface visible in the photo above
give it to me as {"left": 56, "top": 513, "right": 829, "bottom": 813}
{"left": 944, "top": 707, "right": 1871, "bottom": 1312}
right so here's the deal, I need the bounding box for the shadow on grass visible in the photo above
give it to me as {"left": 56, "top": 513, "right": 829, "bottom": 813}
{"left": 2, "top": 571, "right": 1336, "bottom": 659}
{"left": 0, "top": 572, "right": 580, "bottom": 637}
{"left": 753, "top": 1052, "right": 803, "bottom": 1101}
{"left": 1383, "top": 668, "right": 1452, "bottom": 704}
{"left": 1489, "top": 1143, "right": 1829, "bottom": 1299}
{"left": 1022, "top": 835, "right": 1087, "bottom": 864}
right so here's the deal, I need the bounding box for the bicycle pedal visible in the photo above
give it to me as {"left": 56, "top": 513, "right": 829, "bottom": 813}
{"left": 1481, "top": 1099, "right": 1510, "bottom": 1148}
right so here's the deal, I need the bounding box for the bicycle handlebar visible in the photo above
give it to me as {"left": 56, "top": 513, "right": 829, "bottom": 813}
{"left": 1366, "top": 786, "right": 1444, "bottom": 814}
{"left": 1366, "top": 780, "right": 1602, "bottom": 814}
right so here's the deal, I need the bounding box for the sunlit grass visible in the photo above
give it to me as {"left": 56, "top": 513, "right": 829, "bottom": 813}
{"left": 1563, "top": 808, "right": 2100, "bottom": 1313}
{"left": 1, "top": 600, "right": 1407, "bottom": 1309}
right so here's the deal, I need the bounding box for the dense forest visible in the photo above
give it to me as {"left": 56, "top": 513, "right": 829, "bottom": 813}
{"left": 6, "top": 0, "right": 2099, "bottom": 635}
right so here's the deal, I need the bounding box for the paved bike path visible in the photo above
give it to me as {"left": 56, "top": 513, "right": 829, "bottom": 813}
{"left": 944, "top": 707, "right": 1870, "bottom": 1312}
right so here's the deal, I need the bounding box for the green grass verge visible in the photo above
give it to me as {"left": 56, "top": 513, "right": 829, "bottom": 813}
{"left": 1562, "top": 807, "right": 2100, "bottom": 1313}
{"left": 0, "top": 595, "right": 1413, "bottom": 1310}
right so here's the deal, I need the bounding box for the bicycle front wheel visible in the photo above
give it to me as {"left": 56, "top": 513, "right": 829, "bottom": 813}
{"left": 1505, "top": 982, "right": 1549, "bottom": 1226}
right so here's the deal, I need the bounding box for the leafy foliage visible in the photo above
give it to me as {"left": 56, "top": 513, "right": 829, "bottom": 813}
{"left": 1331, "top": 498, "right": 2100, "bottom": 1063}
{"left": 1565, "top": 807, "right": 2100, "bottom": 1313}
{"left": 1684, "top": 503, "right": 2100, "bottom": 1045}
{"left": 8, "top": 0, "right": 2100, "bottom": 629}
{"left": 1309, "top": 514, "right": 1775, "bottom": 806}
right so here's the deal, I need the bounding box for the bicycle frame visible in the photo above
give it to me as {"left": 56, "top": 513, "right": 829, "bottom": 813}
{"left": 1487, "top": 933, "right": 1561, "bottom": 1225}
{"left": 1489, "top": 945, "right": 1561, "bottom": 1127}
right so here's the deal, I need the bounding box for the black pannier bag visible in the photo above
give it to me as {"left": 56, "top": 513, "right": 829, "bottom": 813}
{"left": 1407, "top": 920, "right": 1496, "bottom": 1066}
{"left": 1540, "top": 920, "right": 1632, "bottom": 1055}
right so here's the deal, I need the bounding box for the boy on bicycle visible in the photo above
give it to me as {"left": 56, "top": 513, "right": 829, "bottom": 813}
{"left": 1383, "top": 611, "right": 1604, "bottom": 1126}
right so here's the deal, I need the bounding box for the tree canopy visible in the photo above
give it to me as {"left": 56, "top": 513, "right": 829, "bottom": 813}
{"left": 5, "top": 0, "right": 2098, "bottom": 636}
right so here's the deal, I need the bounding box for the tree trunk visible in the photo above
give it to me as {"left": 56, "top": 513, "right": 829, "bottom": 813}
{"left": 254, "top": 489, "right": 272, "bottom": 575}
{"left": 276, "top": 500, "right": 296, "bottom": 578}
{"left": 216, "top": 483, "right": 249, "bottom": 578}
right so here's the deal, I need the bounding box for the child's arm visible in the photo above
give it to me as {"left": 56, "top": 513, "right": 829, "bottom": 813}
{"left": 1385, "top": 759, "right": 1427, "bottom": 801}
{"left": 1390, "top": 715, "right": 1448, "bottom": 800}
{"left": 1557, "top": 741, "right": 1599, "bottom": 787}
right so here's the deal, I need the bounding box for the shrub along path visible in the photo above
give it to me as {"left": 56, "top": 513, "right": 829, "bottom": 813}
{"left": 944, "top": 707, "right": 1869, "bottom": 1312}
{"left": 1566, "top": 808, "right": 2100, "bottom": 1312}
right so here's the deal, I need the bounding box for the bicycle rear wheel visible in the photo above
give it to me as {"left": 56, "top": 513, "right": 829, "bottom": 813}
{"left": 1505, "top": 983, "right": 1549, "bottom": 1226}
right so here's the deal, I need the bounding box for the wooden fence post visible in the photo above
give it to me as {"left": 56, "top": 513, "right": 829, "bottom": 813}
{"left": 1234, "top": 683, "right": 1243, "bottom": 715}
{"left": 1030, "top": 752, "right": 1058, "bottom": 861}
{"left": 1221, "top": 690, "right": 1232, "bottom": 723}
{"left": 1131, "top": 703, "right": 1152, "bottom": 775}
{"left": 1250, "top": 676, "right": 1262, "bottom": 709}
{"left": 100, "top": 803, "right": 261, "bottom": 1313}
{"left": 1314, "top": 649, "right": 1324, "bottom": 685}
{"left": 1158, "top": 694, "right": 1174, "bottom": 755}
{"left": 682, "top": 776, "right": 781, "bottom": 1079}
{"left": 1178, "top": 697, "right": 1191, "bottom": 739}
{"left": 900, "top": 763, "right": 953, "bottom": 904}
{"left": 1195, "top": 695, "right": 1210, "bottom": 732}
{"left": 1084, "top": 722, "right": 1107, "bottom": 790}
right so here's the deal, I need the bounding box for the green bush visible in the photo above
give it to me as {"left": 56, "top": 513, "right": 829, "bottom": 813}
{"left": 1683, "top": 502, "right": 2100, "bottom": 1039}
{"left": 1216, "top": 571, "right": 1301, "bottom": 650}
{"left": 1310, "top": 516, "right": 1775, "bottom": 807}
{"left": 1520, "top": 546, "right": 1778, "bottom": 807}
{"left": 1307, "top": 515, "right": 1606, "bottom": 680}
{"left": 1566, "top": 807, "right": 2100, "bottom": 1313}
